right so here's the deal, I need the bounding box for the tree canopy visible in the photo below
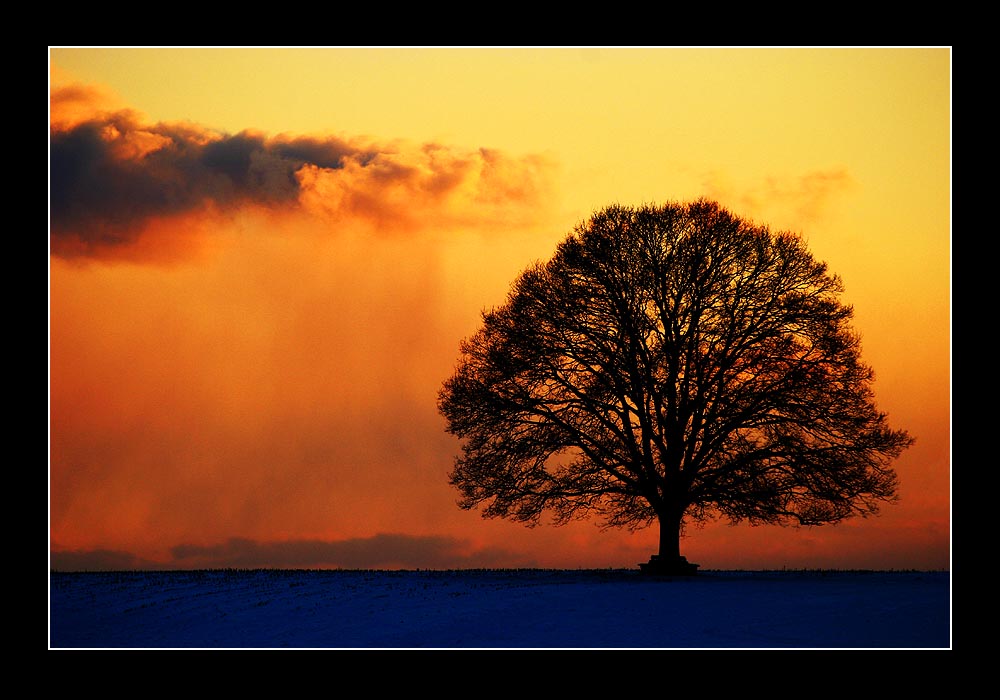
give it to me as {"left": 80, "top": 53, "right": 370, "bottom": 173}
{"left": 438, "top": 199, "right": 913, "bottom": 571}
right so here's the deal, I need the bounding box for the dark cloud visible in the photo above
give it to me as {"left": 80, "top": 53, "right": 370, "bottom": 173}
{"left": 49, "top": 99, "right": 555, "bottom": 260}
{"left": 50, "top": 548, "right": 169, "bottom": 572}
{"left": 52, "top": 536, "right": 519, "bottom": 571}
{"left": 49, "top": 110, "right": 368, "bottom": 249}
{"left": 169, "top": 534, "right": 517, "bottom": 569}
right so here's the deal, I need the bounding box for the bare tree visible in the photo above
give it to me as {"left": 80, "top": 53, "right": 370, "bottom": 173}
{"left": 438, "top": 200, "right": 913, "bottom": 574}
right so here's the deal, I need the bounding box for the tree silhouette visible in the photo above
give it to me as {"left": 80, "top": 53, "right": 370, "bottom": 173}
{"left": 438, "top": 200, "right": 913, "bottom": 574}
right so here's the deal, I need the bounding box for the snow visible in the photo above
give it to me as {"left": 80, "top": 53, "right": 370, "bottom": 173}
{"left": 48, "top": 569, "right": 950, "bottom": 649}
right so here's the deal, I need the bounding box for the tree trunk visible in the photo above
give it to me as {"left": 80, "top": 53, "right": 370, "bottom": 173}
{"left": 638, "top": 509, "right": 698, "bottom": 575}
{"left": 657, "top": 511, "right": 682, "bottom": 560}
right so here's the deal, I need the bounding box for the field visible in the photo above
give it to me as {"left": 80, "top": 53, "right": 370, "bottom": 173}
{"left": 48, "top": 568, "right": 950, "bottom": 649}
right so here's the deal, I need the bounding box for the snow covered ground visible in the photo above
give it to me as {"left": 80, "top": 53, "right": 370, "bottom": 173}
{"left": 48, "top": 569, "right": 950, "bottom": 649}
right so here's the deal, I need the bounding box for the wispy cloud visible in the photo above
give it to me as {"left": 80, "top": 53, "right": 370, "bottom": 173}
{"left": 700, "top": 167, "right": 855, "bottom": 230}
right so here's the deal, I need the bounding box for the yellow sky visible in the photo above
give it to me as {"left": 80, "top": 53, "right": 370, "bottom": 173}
{"left": 52, "top": 48, "right": 950, "bottom": 332}
{"left": 51, "top": 50, "right": 947, "bottom": 194}
{"left": 49, "top": 47, "right": 950, "bottom": 570}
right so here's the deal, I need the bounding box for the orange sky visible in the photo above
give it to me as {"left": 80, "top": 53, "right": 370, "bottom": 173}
{"left": 49, "top": 48, "right": 950, "bottom": 571}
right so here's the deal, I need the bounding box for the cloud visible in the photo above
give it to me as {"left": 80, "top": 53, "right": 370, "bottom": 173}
{"left": 296, "top": 144, "right": 554, "bottom": 235}
{"left": 50, "top": 548, "right": 169, "bottom": 572}
{"left": 52, "top": 536, "right": 521, "bottom": 571}
{"left": 49, "top": 83, "right": 123, "bottom": 132}
{"left": 700, "top": 167, "right": 855, "bottom": 231}
{"left": 49, "top": 83, "right": 557, "bottom": 261}
{"left": 166, "top": 534, "right": 518, "bottom": 569}
{"left": 49, "top": 110, "right": 364, "bottom": 248}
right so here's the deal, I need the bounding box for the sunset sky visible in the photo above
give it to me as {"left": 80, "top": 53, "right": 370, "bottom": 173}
{"left": 48, "top": 47, "right": 951, "bottom": 571}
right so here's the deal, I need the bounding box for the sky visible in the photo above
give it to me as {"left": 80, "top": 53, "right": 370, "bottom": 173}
{"left": 48, "top": 47, "right": 951, "bottom": 571}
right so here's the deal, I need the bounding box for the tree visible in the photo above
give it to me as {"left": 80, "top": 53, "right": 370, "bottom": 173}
{"left": 438, "top": 200, "right": 913, "bottom": 574}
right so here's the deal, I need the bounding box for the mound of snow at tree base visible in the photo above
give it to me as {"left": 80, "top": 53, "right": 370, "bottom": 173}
{"left": 49, "top": 568, "right": 950, "bottom": 649}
